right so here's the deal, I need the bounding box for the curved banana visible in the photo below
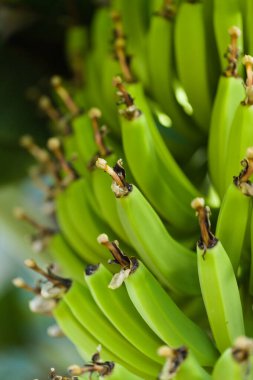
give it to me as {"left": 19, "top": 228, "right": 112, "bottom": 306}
{"left": 64, "top": 281, "right": 161, "bottom": 379}
{"left": 114, "top": 78, "right": 200, "bottom": 232}
{"left": 55, "top": 189, "right": 102, "bottom": 263}
{"left": 146, "top": 0, "right": 201, "bottom": 145}
{"left": 53, "top": 300, "right": 129, "bottom": 366}
{"left": 192, "top": 198, "right": 245, "bottom": 353}
{"left": 208, "top": 27, "right": 245, "bottom": 198}
{"left": 96, "top": 158, "right": 200, "bottom": 295}
{"left": 174, "top": 0, "right": 213, "bottom": 131}
{"left": 84, "top": 262, "right": 164, "bottom": 364}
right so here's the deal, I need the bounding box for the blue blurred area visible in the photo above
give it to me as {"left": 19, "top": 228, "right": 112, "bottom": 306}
{"left": 0, "top": 181, "right": 82, "bottom": 379}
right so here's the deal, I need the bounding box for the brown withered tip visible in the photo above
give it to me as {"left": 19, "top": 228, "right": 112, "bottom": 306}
{"left": 47, "top": 137, "right": 61, "bottom": 151}
{"left": 97, "top": 233, "right": 109, "bottom": 244}
{"left": 13, "top": 207, "right": 26, "bottom": 220}
{"left": 88, "top": 107, "right": 102, "bottom": 119}
{"left": 51, "top": 75, "right": 62, "bottom": 88}
{"left": 232, "top": 336, "right": 253, "bottom": 362}
{"left": 12, "top": 277, "right": 27, "bottom": 288}
{"left": 191, "top": 197, "right": 205, "bottom": 210}
{"left": 112, "top": 76, "right": 123, "bottom": 87}
{"left": 228, "top": 26, "right": 241, "bottom": 38}
{"left": 242, "top": 55, "right": 253, "bottom": 66}
{"left": 38, "top": 96, "right": 51, "bottom": 110}
{"left": 24, "top": 258, "right": 37, "bottom": 269}
{"left": 246, "top": 147, "right": 253, "bottom": 160}
{"left": 20, "top": 134, "right": 33, "bottom": 148}
{"left": 85, "top": 264, "right": 100, "bottom": 276}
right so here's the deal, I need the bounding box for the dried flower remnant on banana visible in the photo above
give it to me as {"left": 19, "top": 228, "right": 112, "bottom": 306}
{"left": 13, "top": 259, "right": 71, "bottom": 315}
{"left": 96, "top": 157, "right": 132, "bottom": 198}
{"left": 242, "top": 55, "right": 253, "bottom": 105}
{"left": 48, "top": 367, "right": 78, "bottom": 380}
{"left": 224, "top": 26, "right": 241, "bottom": 78}
{"left": 68, "top": 346, "right": 114, "bottom": 378}
{"left": 97, "top": 233, "right": 138, "bottom": 288}
{"left": 234, "top": 147, "right": 253, "bottom": 195}
{"left": 191, "top": 197, "right": 218, "bottom": 255}
{"left": 232, "top": 336, "right": 253, "bottom": 364}
{"left": 158, "top": 345, "right": 188, "bottom": 380}
{"left": 113, "top": 76, "right": 141, "bottom": 120}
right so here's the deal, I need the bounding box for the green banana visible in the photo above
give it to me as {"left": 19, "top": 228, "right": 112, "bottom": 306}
{"left": 61, "top": 178, "right": 115, "bottom": 262}
{"left": 84, "top": 262, "right": 164, "bottom": 364}
{"left": 64, "top": 281, "right": 161, "bottom": 379}
{"left": 192, "top": 198, "right": 245, "bottom": 353}
{"left": 97, "top": 233, "right": 218, "bottom": 367}
{"left": 146, "top": 0, "right": 201, "bottom": 146}
{"left": 114, "top": 78, "right": 200, "bottom": 232}
{"left": 49, "top": 233, "right": 86, "bottom": 284}
{"left": 55, "top": 190, "right": 95, "bottom": 262}
{"left": 174, "top": 0, "right": 213, "bottom": 131}
{"left": 53, "top": 300, "right": 123, "bottom": 363}
{"left": 208, "top": 27, "right": 245, "bottom": 198}
{"left": 96, "top": 158, "right": 200, "bottom": 294}
{"left": 212, "top": 337, "right": 253, "bottom": 380}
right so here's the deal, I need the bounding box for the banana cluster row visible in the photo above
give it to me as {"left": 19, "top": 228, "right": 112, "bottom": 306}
{"left": 13, "top": 0, "right": 253, "bottom": 379}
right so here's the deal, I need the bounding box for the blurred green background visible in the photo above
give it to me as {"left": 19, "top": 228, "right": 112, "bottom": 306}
{"left": 0, "top": 1, "right": 94, "bottom": 378}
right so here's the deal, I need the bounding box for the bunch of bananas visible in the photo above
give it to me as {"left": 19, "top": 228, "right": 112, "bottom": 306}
{"left": 13, "top": 0, "right": 253, "bottom": 378}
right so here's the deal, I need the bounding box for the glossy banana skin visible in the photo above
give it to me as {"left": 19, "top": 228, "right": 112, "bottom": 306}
{"left": 146, "top": 2, "right": 201, "bottom": 146}
{"left": 225, "top": 104, "right": 253, "bottom": 192}
{"left": 85, "top": 263, "right": 164, "bottom": 364}
{"left": 215, "top": 183, "right": 252, "bottom": 272}
{"left": 49, "top": 234, "right": 86, "bottom": 283}
{"left": 116, "top": 185, "right": 200, "bottom": 295}
{"left": 64, "top": 281, "right": 160, "bottom": 379}
{"left": 208, "top": 76, "right": 245, "bottom": 198}
{"left": 197, "top": 241, "right": 245, "bottom": 353}
{"left": 120, "top": 82, "right": 200, "bottom": 232}
{"left": 123, "top": 260, "right": 218, "bottom": 366}
{"left": 175, "top": 1, "right": 213, "bottom": 131}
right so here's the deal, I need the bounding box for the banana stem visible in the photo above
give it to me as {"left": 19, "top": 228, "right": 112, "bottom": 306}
{"left": 111, "top": 12, "right": 133, "bottom": 83}
{"left": 51, "top": 76, "right": 80, "bottom": 116}
{"left": 24, "top": 259, "right": 71, "bottom": 290}
{"left": 88, "top": 108, "right": 110, "bottom": 157}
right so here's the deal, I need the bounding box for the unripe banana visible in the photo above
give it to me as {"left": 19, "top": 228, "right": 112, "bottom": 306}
{"left": 192, "top": 198, "right": 245, "bottom": 353}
